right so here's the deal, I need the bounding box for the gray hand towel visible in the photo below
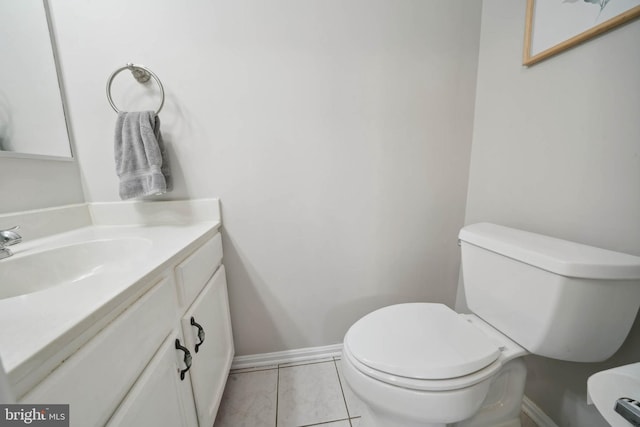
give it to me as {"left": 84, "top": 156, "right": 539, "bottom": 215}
{"left": 114, "top": 111, "right": 171, "bottom": 200}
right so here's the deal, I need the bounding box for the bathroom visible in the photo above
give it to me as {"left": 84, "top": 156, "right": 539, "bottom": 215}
{"left": 1, "top": 0, "right": 639, "bottom": 426}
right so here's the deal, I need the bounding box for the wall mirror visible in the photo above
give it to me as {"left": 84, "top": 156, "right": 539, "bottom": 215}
{"left": 0, "top": 0, "right": 73, "bottom": 160}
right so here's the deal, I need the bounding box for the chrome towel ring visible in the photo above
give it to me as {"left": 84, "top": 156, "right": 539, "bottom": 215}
{"left": 106, "top": 63, "right": 165, "bottom": 115}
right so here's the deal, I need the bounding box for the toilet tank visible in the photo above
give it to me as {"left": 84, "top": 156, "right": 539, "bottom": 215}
{"left": 459, "top": 223, "right": 640, "bottom": 363}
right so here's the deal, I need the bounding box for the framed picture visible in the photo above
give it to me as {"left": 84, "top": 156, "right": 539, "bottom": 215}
{"left": 523, "top": 0, "right": 640, "bottom": 66}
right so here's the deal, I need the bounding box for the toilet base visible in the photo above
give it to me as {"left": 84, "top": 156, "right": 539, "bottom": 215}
{"left": 359, "top": 406, "right": 445, "bottom": 427}
{"left": 455, "top": 358, "right": 527, "bottom": 427}
{"left": 349, "top": 358, "right": 527, "bottom": 427}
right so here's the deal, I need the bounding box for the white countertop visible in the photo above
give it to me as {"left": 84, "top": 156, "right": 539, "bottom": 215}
{"left": 0, "top": 199, "right": 221, "bottom": 398}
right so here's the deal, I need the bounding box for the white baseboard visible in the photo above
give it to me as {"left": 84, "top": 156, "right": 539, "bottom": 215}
{"left": 231, "top": 343, "right": 343, "bottom": 370}
{"left": 522, "top": 396, "right": 559, "bottom": 427}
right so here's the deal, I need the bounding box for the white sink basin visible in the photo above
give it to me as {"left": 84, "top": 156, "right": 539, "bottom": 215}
{"left": 0, "top": 237, "right": 152, "bottom": 300}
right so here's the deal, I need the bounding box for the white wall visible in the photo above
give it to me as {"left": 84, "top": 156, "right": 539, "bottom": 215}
{"left": 49, "top": 0, "right": 482, "bottom": 355}
{"left": 463, "top": 1, "right": 640, "bottom": 425}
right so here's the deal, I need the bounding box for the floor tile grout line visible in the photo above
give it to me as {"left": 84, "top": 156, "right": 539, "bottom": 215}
{"left": 332, "top": 356, "right": 353, "bottom": 427}
{"left": 296, "top": 417, "right": 351, "bottom": 427}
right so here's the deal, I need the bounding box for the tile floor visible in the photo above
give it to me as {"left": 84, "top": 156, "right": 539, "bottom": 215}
{"left": 214, "top": 356, "right": 539, "bottom": 427}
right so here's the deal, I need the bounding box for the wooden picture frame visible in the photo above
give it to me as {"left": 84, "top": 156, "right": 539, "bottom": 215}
{"left": 523, "top": 0, "right": 640, "bottom": 66}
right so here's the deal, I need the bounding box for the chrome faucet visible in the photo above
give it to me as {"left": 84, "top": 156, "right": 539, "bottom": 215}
{"left": 0, "top": 226, "right": 22, "bottom": 260}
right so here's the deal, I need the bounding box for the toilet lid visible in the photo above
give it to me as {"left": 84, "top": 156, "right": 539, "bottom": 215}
{"left": 345, "top": 303, "right": 501, "bottom": 380}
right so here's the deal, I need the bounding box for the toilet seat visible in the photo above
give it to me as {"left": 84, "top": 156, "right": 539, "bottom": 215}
{"left": 343, "top": 343, "right": 503, "bottom": 391}
{"left": 343, "top": 303, "right": 513, "bottom": 391}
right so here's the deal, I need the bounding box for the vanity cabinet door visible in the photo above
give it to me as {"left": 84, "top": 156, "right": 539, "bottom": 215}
{"left": 106, "top": 331, "right": 198, "bottom": 427}
{"left": 181, "top": 265, "right": 234, "bottom": 427}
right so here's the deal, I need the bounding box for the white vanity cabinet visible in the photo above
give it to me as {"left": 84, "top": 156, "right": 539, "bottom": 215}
{"left": 19, "top": 230, "right": 234, "bottom": 427}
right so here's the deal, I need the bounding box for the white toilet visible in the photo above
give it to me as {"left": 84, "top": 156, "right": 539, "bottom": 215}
{"left": 342, "top": 223, "right": 640, "bottom": 427}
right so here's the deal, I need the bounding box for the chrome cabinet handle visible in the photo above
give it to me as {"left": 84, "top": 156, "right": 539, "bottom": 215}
{"left": 175, "top": 339, "right": 192, "bottom": 380}
{"left": 190, "top": 317, "right": 206, "bottom": 353}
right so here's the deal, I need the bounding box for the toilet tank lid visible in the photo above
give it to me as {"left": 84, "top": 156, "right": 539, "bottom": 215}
{"left": 459, "top": 223, "right": 640, "bottom": 280}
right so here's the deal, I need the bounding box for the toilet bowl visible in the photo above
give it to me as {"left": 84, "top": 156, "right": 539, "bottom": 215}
{"left": 342, "top": 223, "right": 640, "bottom": 427}
{"left": 342, "top": 303, "right": 527, "bottom": 427}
